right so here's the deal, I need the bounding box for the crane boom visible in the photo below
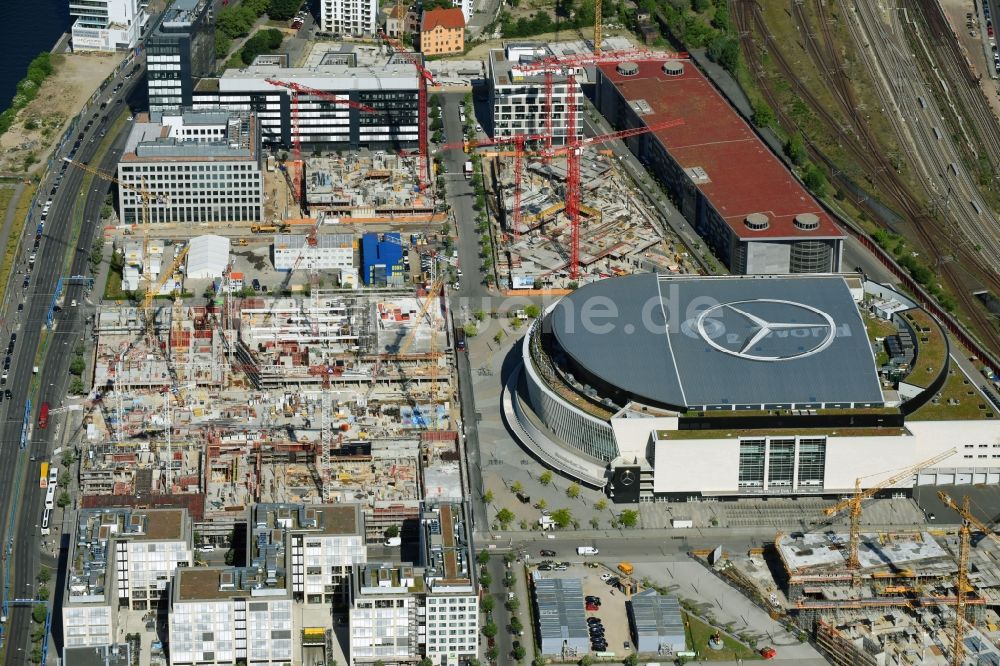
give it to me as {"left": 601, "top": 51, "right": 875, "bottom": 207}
{"left": 824, "top": 447, "right": 957, "bottom": 572}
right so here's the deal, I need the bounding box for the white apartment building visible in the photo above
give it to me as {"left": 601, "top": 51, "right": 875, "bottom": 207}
{"left": 252, "top": 503, "right": 367, "bottom": 604}
{"left": 168, "top": 569, "right": 294, "bottom": 665}
{"left": 488, "top": 43, "right": 584, "bottom": 147}
{"left": 423, "top": 504, "right": 478, "bottom": 666}
{"left": 320, "top": 0, "right": 378, "bottom": 36}
{"left": 273, "top": 233, "right": 356, "bottom": 274}
{"left": 70, "top": 0, "right": 147, "bottom": 52}
{"left": 350, "top": 564, "right": 422, "bottom": 665}
{"left": 63, "top": 509, "right": 192, "bottom": 651}
{"left": 117, "top": 110, "right": 263, "bottom": 225}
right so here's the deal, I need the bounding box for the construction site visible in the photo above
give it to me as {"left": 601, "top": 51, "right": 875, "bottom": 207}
{"left": 697, "top": 454, "right": 1000, "bottom": 666}
{"left": 490, "top": 151, "right": 697, "bottom": 288}
{"left": 79, "top": 282, "right": 455, "bottom": 541}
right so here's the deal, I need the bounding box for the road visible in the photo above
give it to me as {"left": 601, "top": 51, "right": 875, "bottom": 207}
{"left": 0, "top": 58, "right": 145, "bottom": 663}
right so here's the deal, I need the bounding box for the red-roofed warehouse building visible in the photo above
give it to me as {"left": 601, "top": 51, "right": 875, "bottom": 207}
{"left": 595, "top": 59, "right": 844, "bottom": 274}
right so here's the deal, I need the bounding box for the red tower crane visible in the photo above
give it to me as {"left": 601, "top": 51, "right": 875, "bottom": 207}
{"left": 456, "top": 118, "right": 684, "bottom": 278}
{"left": 379, "top": 33, "right": 438, "bottom": 191}
{"left": 265, "top": 78, "right": 379, "bottom": 160}
{"left": 443, "top": 133, "right": 547, "bottom": 238}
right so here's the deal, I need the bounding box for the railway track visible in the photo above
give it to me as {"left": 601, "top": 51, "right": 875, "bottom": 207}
{"left": 908, "top": 0, "right": 1000, "bottom": 167}
{"left": 731, "top": 0, "right": 1000, "bottom": 357}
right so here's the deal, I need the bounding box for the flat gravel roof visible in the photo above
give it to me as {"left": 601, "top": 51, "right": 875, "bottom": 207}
{"left": 548, "top": 274, "right": 884, "bottom": 410}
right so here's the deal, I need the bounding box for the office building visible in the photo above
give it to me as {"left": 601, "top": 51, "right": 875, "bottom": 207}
{"left": 146, "top": 0, "right": 215, "bottom": 112}
{"left": 419, "top": 8, "right": 465, "bottom": 56}
{"left": 117, "top": 110, "right": 263, "bottom": 225}
{"left": 272, "top": 233, "right": 356, "bottom": 273}
{"left": 488, "top": 43, "right": 584, "bottom": 146}
{"left": 594, "top": 59, "right": 844, "bottom": 274}
{"left": 360, "top": 232, "right": 405, "bottom": 286}
{"left": 70, "top": 0, "right": 146, "bottom": 52}
{"left": 192, "top": 55, "right": 419, "bottom": 151}
{"left": 507, "top": 273, "right": 992, "bottom": 500}
{"left": 422, "top": 503, "right": 478, "bottom": 666}
{"left": 320, "top": 0, "right": 378, "bottom": 36}
{"left": 63, "top": 509, "right": 192, "bottom": 651}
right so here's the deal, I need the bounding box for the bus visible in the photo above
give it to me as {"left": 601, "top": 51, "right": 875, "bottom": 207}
{"left": 44, "top": 484, "right": 56, "bottom": 511}
{"left": 40, "top": 509, "right": 50, "bottom": 536}
{"left": 38, "top": 402, "right": 50, "bottom": 430}
{"left": 39, "top": 462, "right": 49, "bottom": 488}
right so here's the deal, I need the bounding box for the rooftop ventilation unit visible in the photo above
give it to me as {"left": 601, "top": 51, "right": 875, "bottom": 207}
{"left": 662, "top": 61, "right": 685, "bottom": 76}
{"left": 794, "top": 213, "right": 820, "bottom": 231}
{"left": 617, "top": 61, "right": 640, "bottom": 76}
{"left": 744, "top": 213, "right": 770, "bottom": 231}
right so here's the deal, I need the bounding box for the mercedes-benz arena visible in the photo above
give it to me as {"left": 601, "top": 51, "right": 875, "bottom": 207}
{"left": 503, "top": 273, "right": 997, "bottom": 503}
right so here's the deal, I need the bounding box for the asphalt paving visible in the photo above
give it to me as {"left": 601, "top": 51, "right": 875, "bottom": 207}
{"left": 0, "top": 58, "right": 146, "bottom": 664}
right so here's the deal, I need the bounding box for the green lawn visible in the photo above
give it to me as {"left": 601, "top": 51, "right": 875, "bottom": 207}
{"left": 903, "top": 310, "right": 947, "bottom": 389}
{"left": 683, "top": 613, "right": 761, "bottom": 661}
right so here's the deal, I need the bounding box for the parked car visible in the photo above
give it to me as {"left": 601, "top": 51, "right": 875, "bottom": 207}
{"left": 760, "top": 647, "right": 777, "bottom": 660}
{"left": 539, "top": 549, "right": 556, "bottom": 557}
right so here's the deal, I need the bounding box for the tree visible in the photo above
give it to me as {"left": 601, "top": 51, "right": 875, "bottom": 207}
{"left": 418, "top": 659, "right": 434, "bottom": 666}
{"left": 32, "top": 604, "right": 46, "bottom": 624}
{"left": 510, "top": 616, "right": 523, "bottom": 634}
{"left": 785, "top": 132, "right": 807, "bottom": 166}
{"left": 483, "top": 490, "right": 495, "bottom": 504}
{"left": 36, "top": 586, "right": 49, "bottom": 601}
{"left": 618, "top": 509, "right": 639, "bottom": 528}
{"left": 566, "top": 483, "right": 580, "bottom": 499}
{"left": 215, "top": 32, "right": 232, "bottom": 59}
{"left": 482, "top": 621, "right": 498, "bottom": 638}
{"left": 539, "top": 470, "right": 553, "bottom": 486}
{"left": 595, "top": 498, "right": 608, "bottom": 511}
{"left": 512, "top": 644, "right": 527, "bottom": 661}
{"left": 707, "top": 34, "right": 739, "bottom": 74}
{"left": 524, "top": 304, "right": 540, "bottom": 318}
{"left": 59, "top": 470, "right": 71, "bottom": 487}
{"left": 57, "top": 490, "right": 71, "bottom": 509}
{"left": 550, "top": 508, "right": 572, "bottom": 529}
{"left": 384, "top": 525, "right": 399, "bottom": 539}
{"left": 751, "top": 99, "right": 775, "bottom": 128}
{"left": 473, "top": 309, "right": 486, "bottom": 321}
{"left": 36, "top": 567, "right": 51, "bottom": 584}
{"left": 623, "top": 654, "right": 639, "bottom": 666}
{"left": 580, "top": 655, "right": 595, "bottom": 666}
{"left": 496, "top": 508, "right": 515, "bottom": 526}
{"left": 802, "top": 163, "right": 828, "bottom": 197}
{"left": 506, "top": 596, "right": 520, "bottom": 612}
{"left": 69, "top": 378, "right": 85, "bottom": 395}
{"left": 479, "top": 571, "right": 492, "bottom": 587}
{"left": 463, "top": 322, "right": 478, "bottom": 337}
{"left": 504, "top": 552, "right": 517, "bottom": 564}
{"left": 481, "top": 595, "right": 495, "bottom": 613}
{"left": 69, "top": 356, "right": 86, "bottom": 375}
{"left": 511, "top": 480, "right": 523, "bottom": 494}
{"left": 535, "top": 498, "right": 547, "bottom": 510}
{"left": 486, "top": 646, "right": 499, "bottom": 661}
{"left": 493, "top": 330, "right": 504, "bottom": 344}
{"left": 269, "top": 0, "right": 304, "bottom": 20}
{"left": 477, "top": 550, "right": 491, "bottom": 565}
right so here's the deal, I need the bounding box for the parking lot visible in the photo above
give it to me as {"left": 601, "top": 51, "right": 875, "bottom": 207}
{"left": 532, "top": 560, "right": 636, "bottom": 658}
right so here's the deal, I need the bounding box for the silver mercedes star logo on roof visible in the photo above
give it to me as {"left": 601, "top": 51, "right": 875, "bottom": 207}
{"left": 695, "top": 299, "right": 837, "bottom": 362}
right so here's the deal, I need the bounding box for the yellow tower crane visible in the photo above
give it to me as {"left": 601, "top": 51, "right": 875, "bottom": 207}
{"left": 143, "top": 245, "right": 189, "bottom": 336}
{"left": 62, "top": 157, "right": 167, "bottom": 227}
{"left": 937, "top": 491, "right": 1000, "bottom": 666}
{"left": 824, "top": 447, "right": 957, "bottom": 579}
{"left": 594, "top": 0, "right": 602, "bottom": 53}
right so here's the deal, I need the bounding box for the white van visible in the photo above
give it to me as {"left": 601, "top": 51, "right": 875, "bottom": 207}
{"left": 577, "top": 546, "right": 599, "bottom": 555}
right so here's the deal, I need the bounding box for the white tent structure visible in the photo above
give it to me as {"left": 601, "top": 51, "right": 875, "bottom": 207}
{"left": 185, "top": 235, "right": 230, "bottom": 279}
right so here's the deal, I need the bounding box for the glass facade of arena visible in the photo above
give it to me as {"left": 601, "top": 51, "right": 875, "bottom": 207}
{"left": 737, "top": 436, "right": 828, "bottom": 491}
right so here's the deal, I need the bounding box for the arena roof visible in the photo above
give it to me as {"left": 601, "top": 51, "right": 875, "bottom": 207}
{"left": 596, "top": 60, "right": 843, "bottom": 242}
{"left": 548, "top": 274, "right": 884, "bottom": 409}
